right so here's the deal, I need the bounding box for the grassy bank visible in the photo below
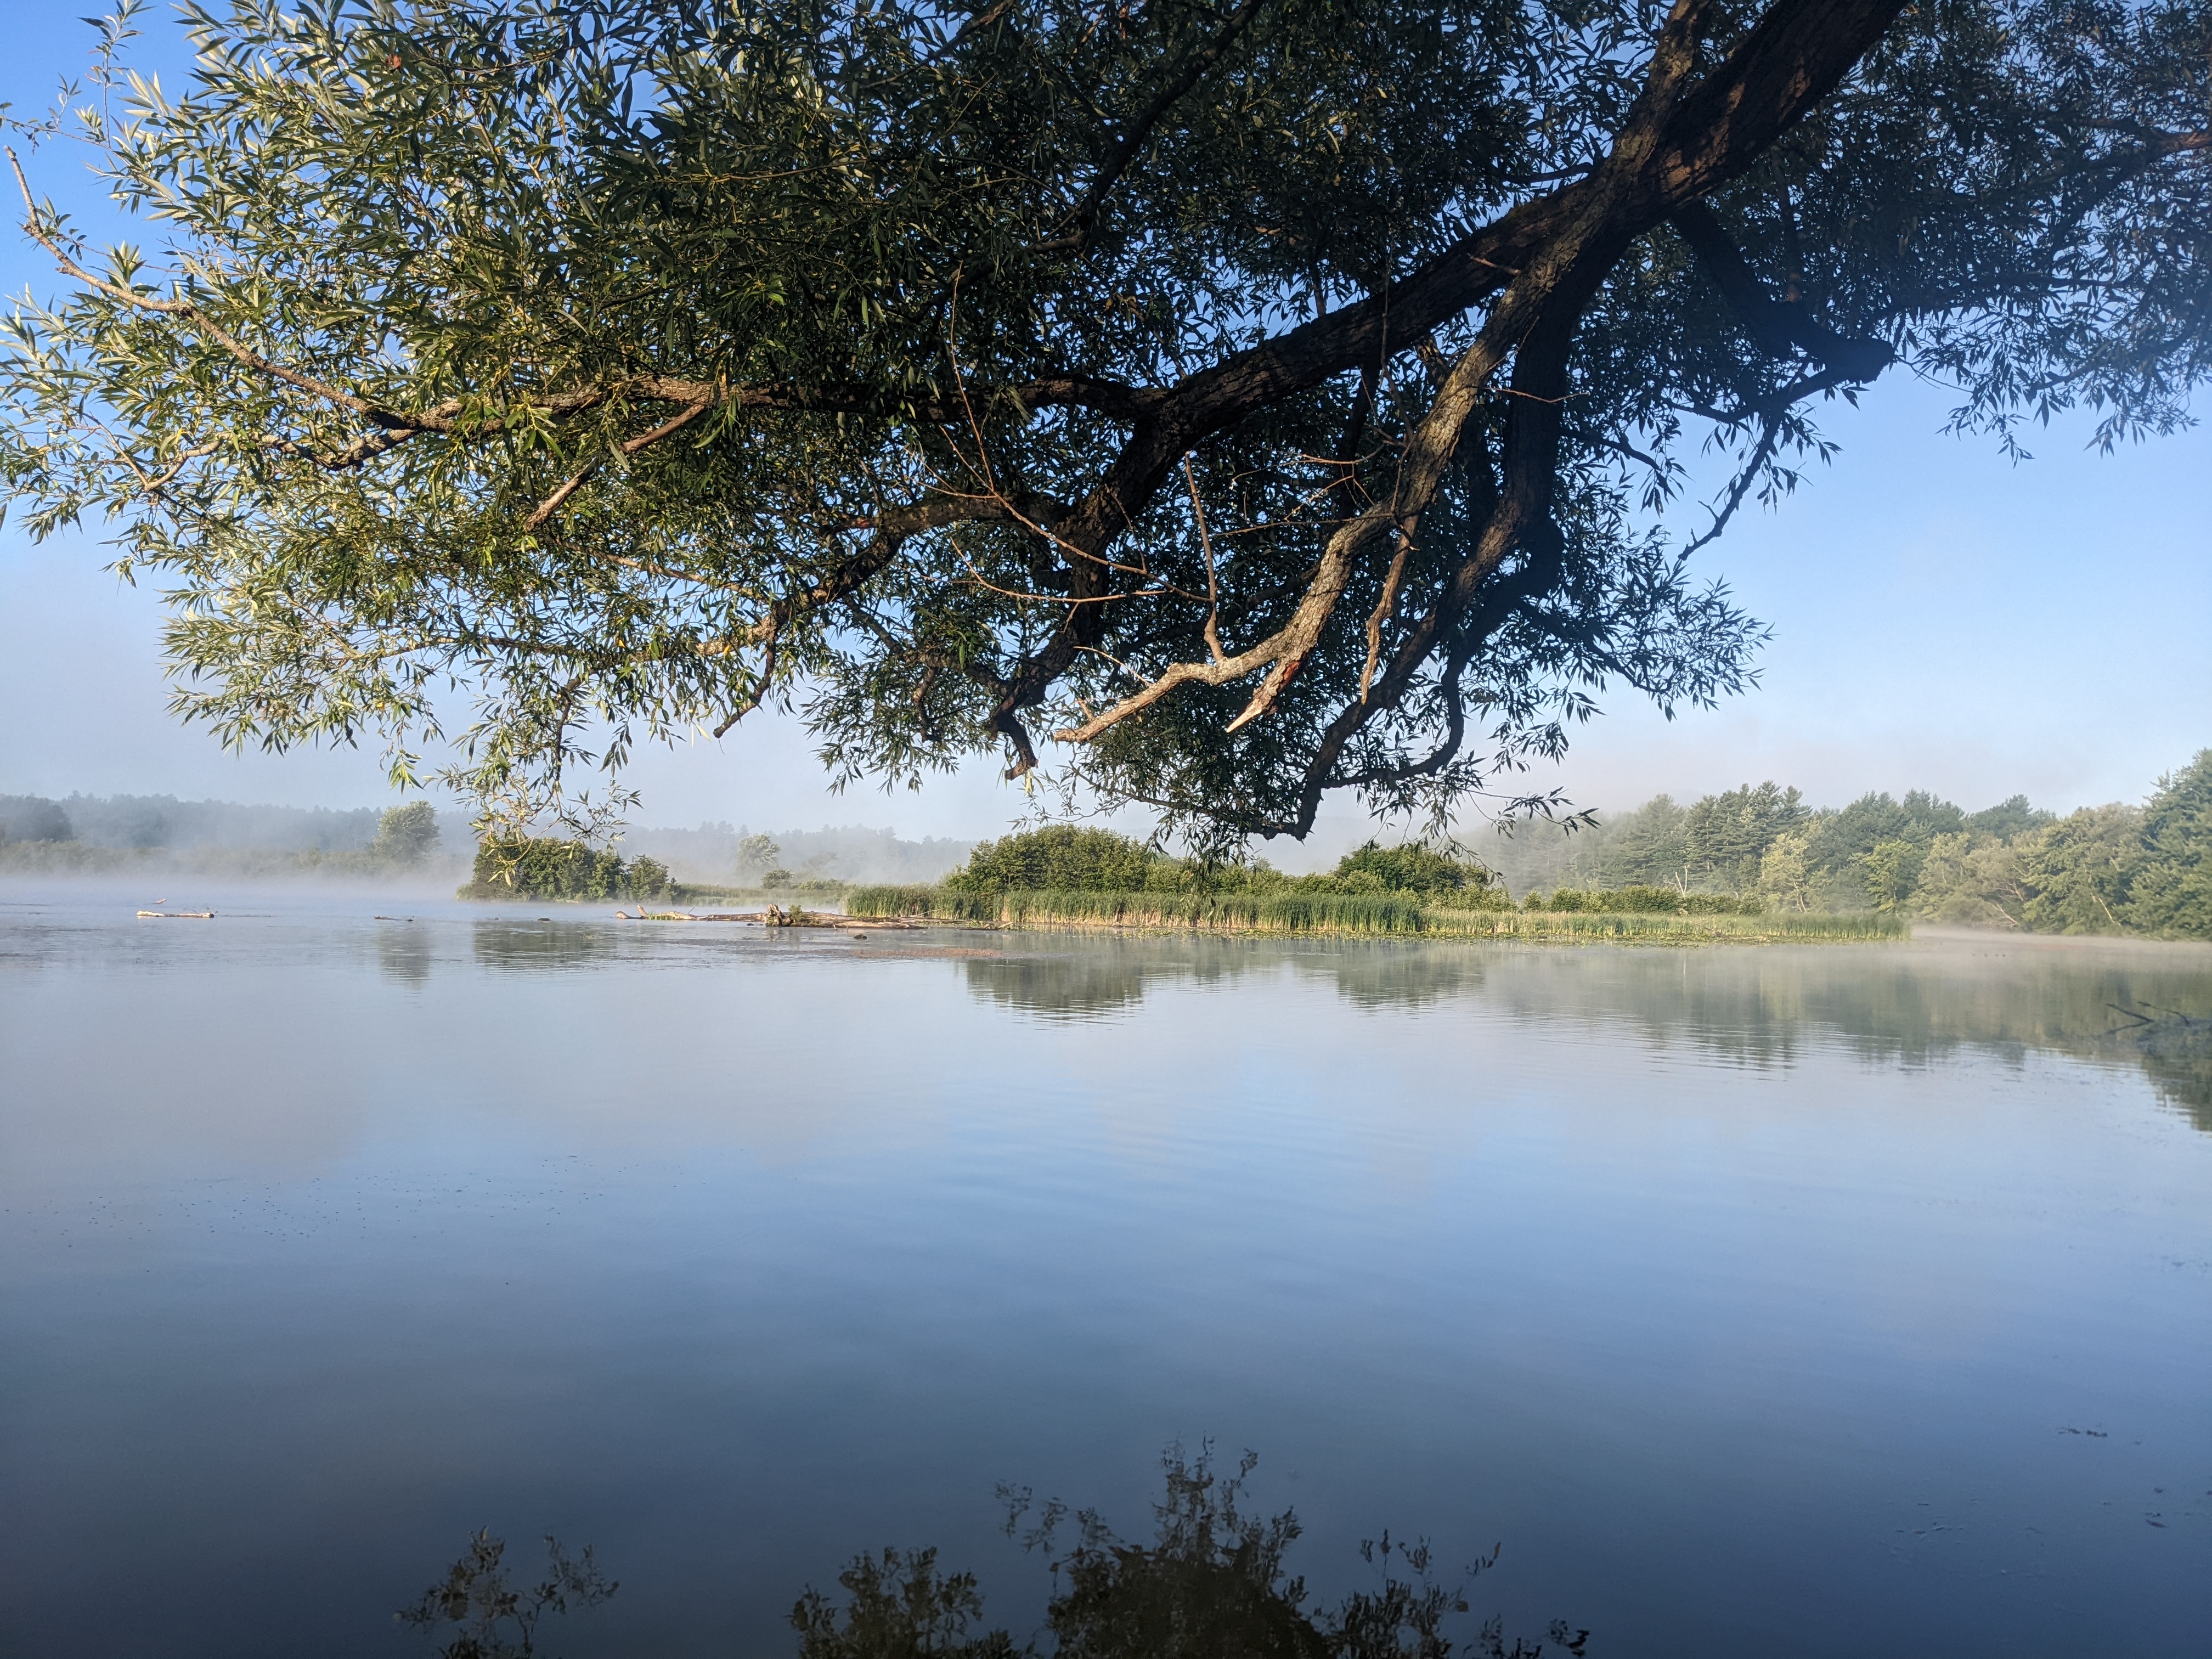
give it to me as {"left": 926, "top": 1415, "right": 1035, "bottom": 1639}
{"left": 667, "top": 881, "right": 847, "bottom": 905}
{"left": 848, "top": 885, "right": 1430, "bottom": 934}
{"left": 846, "top": 885, "right": 1909, "bottom": 943}
{"left": 1434, "top": 909, "right": 1910, "bottom": 943}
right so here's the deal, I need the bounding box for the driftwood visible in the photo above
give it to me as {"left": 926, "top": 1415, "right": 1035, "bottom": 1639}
{"left": 138, "top": 909, "right": 215, "bottom": 918}
{"left": 617, "top": 906, "right": 922, "bottom": 929}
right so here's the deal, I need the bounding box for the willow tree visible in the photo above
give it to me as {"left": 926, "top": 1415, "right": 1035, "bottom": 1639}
{"left": 3, "top": 0, "right": 2207, "bottom": 844}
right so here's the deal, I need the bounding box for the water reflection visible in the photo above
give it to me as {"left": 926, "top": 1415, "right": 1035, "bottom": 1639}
{"left": 2127, "top": 1009, "right": 2212, "bottom": 1130}
{"left": 405, "top": 1450, "right": 1588, "bottom": 1659}
{"left": 961, "top": 938, "right": 1492, "bottom": 1020}
{"left": 963, "top": 949, "right": 1154, "bottom": 1022}
{"left": 10, "top": 904, "right": 2207, "bottom": 1657}
{"left": 955, "top": 935, "right": 2212, "bottom": 1129}
{"left": 375, "top": 924, "right": 432, "bottom": 990}
{"left": 469, "top": 919, "right": 627, "bottom": 972}
{"left": 1474, "top": 940, "right": 2212, "bottom": 1131}
{"left": 442, "top": 913, "right": 2212, "bottom": 1131}
{"left": 398, "top": 1531, "right": 613, "bottom": 1658}
{"left": 1309, "top": 944, "right": 1487, "bottom": 1011}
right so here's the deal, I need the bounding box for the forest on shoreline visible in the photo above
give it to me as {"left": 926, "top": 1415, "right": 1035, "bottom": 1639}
{"left": 1480, "top": 750, "right": 2210, "bottom": 939}
{"left": 862, "top": 750, "right": 2210, "bottom": 941}
{"left": 4, "top": 749, "right": 2205, "bottom": 941}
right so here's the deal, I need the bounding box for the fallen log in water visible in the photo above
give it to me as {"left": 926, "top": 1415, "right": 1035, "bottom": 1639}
{"left": 138, "top": 910, "right": 215, "bottom": 918}
{"left": 615, "top": 906, "right": 921, "bottom": 929}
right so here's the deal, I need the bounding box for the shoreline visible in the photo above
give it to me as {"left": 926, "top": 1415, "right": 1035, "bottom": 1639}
{"left": 836, "top": 888, "right": 1910, "bottom": 944}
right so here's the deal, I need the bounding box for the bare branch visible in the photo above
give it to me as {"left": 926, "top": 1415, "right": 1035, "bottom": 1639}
{"left": 1183, "top": 455, "right": 1224, "bottom": 664}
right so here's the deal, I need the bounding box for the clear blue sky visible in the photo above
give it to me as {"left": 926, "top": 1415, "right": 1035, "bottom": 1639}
{"left": 1, "top": 6, "right": 2205, "bottom": 851}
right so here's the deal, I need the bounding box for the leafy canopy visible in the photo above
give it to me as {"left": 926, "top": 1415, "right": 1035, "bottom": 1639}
{"left": 2, "top": 0, "right": 2208, "bottom": 845}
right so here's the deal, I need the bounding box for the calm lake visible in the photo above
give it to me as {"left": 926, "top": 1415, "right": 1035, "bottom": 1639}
{"left": 3, "top": 889, "right": 2207, "bottom": 1657}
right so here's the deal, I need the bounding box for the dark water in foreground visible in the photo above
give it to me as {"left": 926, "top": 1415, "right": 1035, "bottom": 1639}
{"left": 3, "top": 890, "right": 2208, "bottom": 1658}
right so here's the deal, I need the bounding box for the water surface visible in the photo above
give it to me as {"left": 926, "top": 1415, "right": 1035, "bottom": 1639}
{"left": 3, "top": 889, "right": 2207, "bottom": 1656}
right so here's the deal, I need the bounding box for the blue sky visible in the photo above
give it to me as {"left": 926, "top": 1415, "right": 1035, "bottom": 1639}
{"left": 0, "top": 5, "right": 2204, "bottom": 852}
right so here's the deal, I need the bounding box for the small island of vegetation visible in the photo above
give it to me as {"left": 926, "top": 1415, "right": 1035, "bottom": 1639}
{"left": 848, "top": 826, "right": 1899, "bottom": 942}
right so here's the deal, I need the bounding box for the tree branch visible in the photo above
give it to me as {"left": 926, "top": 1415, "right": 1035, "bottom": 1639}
{"left": 1670, "top": 199, "right": 1893, "bottom": 379}
{"left": 1030, "top": 0, "right": 1271, "bottom": 255}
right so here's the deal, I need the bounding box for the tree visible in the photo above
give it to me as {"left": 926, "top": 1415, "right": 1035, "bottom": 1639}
{"left": 3, "top": 0, "right": 2208, "bottom": 847}
{"left": 369, "top": 800, "right": 441, "bottom": 866}
{"left": 1683, "top": 780, "right": 1806, "bottom": 893}
{"left": 1324, "top": 839, "right": 1499, "bottom": 901}
{"left": 735, "top": 833, "right": 783, "bottom": 879}
{"left": 1963, "top": 794, "right": 2055, "bottom": 840}
{"left": 1756, "top": 827, "right": 1813, "bottom": 912}
{"left": 2018, "top": 803, "right": 2143, "bottom": 934}
{"left": 0, "top": 796, "right": 74, "bottom": 843}
{"left": 1805, "top": 790, "right": 1966, "bottom": 903}
{"left": 1595, "top": 795, "right": 1691, "bottom": 889}
{"left": 464, "top": 834, "right": 631, "bottom": 899}
{"left": 1855, "top": 837, "right": 1925, "bottom": 912}
{"left": 2125, "top": 749, "right": 2212, "bottom": 939}
{"left": 1910, "top": 830, "right": 2029, "bottom": 928}
{"left": 946, "top": 825, "right": 1161, "bottom": 891}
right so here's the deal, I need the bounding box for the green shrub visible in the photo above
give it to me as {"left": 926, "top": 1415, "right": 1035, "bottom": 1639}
{"left": 1285, "top": 840, "right": 1509, "bottom": 907}
{"left": 461, "top": 836, "right": 658, "bottom": 901}
{"left": 945, "top": 827, "right": 1161, "bottom": 893}
{"left": 1680, "top": 891, "right": 1759, "bottom": 915}
{"left": 1527, "top": 886, "right": 1758, "bottom": 915}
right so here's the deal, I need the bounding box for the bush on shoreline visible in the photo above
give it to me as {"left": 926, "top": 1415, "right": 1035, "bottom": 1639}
{"left": 459, "top": 837, "right": 674, "bottom": 902}
{"left": 943, "top": 828, "right": 1511, "bottom": 907}
{"left": 1533, "top": 886, "right": 1762, "bottom": 915}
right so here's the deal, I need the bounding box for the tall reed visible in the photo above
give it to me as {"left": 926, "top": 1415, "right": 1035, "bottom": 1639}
{"left": 845, "top": 887, "right": 1908, "bottom": 942}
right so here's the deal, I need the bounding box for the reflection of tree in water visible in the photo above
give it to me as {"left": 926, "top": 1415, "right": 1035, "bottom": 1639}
{"left": 2106, "top": 1007, "right": 2212, "bottom": 1133}
{"left": 962, "top": 940, "right": 1250, "bottom": 1021}
{"left": 398, "top": 1530, "right": 614, "bottom": 1657}
{"left": 964, "top": 952, "right": 1155, "bottom": 1022}
{"left": 962, "top": 939, "right": 1488, "bottom": 1020}
{"left": 469, "top": 921, "right": 627, "bottom": 973}
{"left": 375, "top": 924, "right": 432, "bottom": 989}
{"left": 403, "top": 1448, "right": 1585, "bottom": 1659}
{"left": 1481, "top": 941, "right": 2212, "bottom": 1131}
{"left": 1294, "top": 944, "right": 1487, "bottom": 1011}
{"left": 956, "top": 933, "right": 2212, "bottom": 1132}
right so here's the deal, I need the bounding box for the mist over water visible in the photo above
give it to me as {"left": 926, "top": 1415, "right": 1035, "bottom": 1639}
{"left": 2, "top": 892, "right": 2207, "bottom": 1657}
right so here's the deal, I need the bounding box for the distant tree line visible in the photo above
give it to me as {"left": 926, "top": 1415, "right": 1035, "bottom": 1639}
{"left": 1484, "top": 752, "right": 2211, "bottom": 939}
{"left": 613, "top": 822, "right": 972, "bottom": 887}
{"left": 0, "top": 798, "right": 448, "bottom": 878}
{"left": 928, "top": 752, "right": 2210, "bottom": 938}
{"left": 0, "top": 791, "right": 403, "bottom": 852}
